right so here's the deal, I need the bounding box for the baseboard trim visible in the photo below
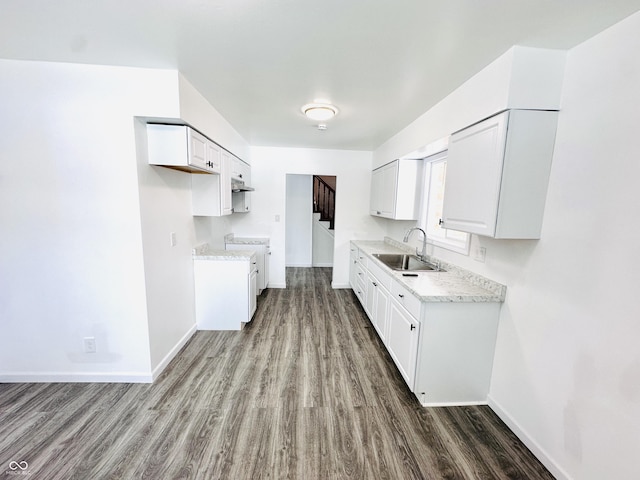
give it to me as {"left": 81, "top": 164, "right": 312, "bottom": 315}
{"left": 268, "top": 283, "right": 287, "bottom": 289}
{"left": 487, "top": 395, "right": 570, "bottom": 480}
{"left": 0, "top": 371, "right": 154, "bottom": 383}
{"left": 421, "top": 400, "right": 488, "bottom": 407}
{"left": 151, "top": 324, "right": 197, "bottom": 381}
{"left": 312, "top": 262, "right": 334, "bottom": 267}
{"left": 332, "top": 282, "right": 351, "bottom": 289}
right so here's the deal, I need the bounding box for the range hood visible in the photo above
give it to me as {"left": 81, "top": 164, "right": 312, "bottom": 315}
{"left": 231, "top": 179, "right": 255, "bottom": 193}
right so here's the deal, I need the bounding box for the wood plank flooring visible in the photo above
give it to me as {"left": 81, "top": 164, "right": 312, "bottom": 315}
{"left": 0, "top": 267, "right": 554, "bottom": 479}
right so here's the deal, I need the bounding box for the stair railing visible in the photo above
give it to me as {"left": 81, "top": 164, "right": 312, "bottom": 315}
{"left": 313, "top": 176, "right": 335, "bottom": 230}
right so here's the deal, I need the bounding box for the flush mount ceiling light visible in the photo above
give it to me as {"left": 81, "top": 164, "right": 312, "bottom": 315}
{"left": 301, "top": 103, "right": 339, "bottom": 121}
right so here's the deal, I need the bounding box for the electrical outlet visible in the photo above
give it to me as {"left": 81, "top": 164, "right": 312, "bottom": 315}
{"left": 474, "top": 246, "right": 487, "bottom": 263}
{"left": 83, "top": 337, "right": 96, "bottom": 353}
{"left": 170, "top": 232, "right": 177, "bottom": 247}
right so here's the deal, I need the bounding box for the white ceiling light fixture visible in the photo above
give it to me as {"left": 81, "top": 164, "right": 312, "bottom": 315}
{"left": 302, "top": 102, "right": 339, "bottom": 122}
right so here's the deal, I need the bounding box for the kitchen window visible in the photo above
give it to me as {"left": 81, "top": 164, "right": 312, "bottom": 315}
{"left": 419, "top": 151, "right": 470, "bottom": 255}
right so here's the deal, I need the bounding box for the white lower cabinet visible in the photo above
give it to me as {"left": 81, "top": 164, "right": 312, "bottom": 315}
{"left": 413, "top": 302, "right": 499, "bottom": 406}
{"left": 225, "top": 243, "right": 270, "bottom": 294}
{"left": 194, "top": 253, "right": 257, "bottom": 330}
{"left": 387, "top": 299, "right": 419, "bottom": 387}
{"left": 350, "top": 242, "right": 501, "bottom": 406}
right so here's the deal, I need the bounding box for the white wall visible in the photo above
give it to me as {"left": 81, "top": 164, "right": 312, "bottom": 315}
{"left": 242, "top": 146, "right": 384, "bottom": 288}
{"left": 0, "top": 60, "right": 250, "bottom": 382}
{"left": 285, "top": 175, "right": 313, "bottom": 267}
{"left": 135, "top": 120, "right": 197, "bottom": 375}
{"left": 312, "top": 219, "right": 335, "bottom": 267}
{"left": 138, "top": 75, "right": 251, "bottom": 374}
{"left": 178, "top": 74, "right": 250, "bottom": 162}
{"left": 373, "top": 13, "right": 640, "bottom": 480}
{"left": 374, "top": 46, "right": 565, "bottom": 169}
{"left": 0, "top": 60, "right": 180, "bottom": 381}
{"left": 488, "top": 13, "right": 640, "bottom": 480}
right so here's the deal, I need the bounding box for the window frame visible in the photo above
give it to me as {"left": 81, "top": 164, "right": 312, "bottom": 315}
{"left": 417, "top": 150, "right": 470, "bottom": 256}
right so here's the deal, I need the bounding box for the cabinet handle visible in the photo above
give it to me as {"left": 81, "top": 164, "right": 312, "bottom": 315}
{"left": 410, "top": 324, "right": 416, "bottom": 331}
{"left": 372, "top": 282, "right": 378, "bottom": 287}
{"left": 439, "top": 218, "right": 444, "bottom": 225}
{"left": 239, "top": 173, "right": 243, "bottom": 178}
{"left": 376, "top": 211, "right": 381, "bottom": 215}
{"left": 358, "top": 272, "right": 363, "bottom": 276}
{"left": 398, "top": 294, "right": 404, "bottom": 298}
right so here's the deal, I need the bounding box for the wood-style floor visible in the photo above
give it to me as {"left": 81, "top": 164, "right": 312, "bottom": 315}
{"left": 0, "top": 267, "right": 554, "bottom": 479}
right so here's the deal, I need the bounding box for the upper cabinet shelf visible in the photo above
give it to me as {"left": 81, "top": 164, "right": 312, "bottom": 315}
{"left": 370, "top": 159, "right": 423, "bottom": 220}
{"left": 442, "top": 109, "right": 559, "bottom": 239}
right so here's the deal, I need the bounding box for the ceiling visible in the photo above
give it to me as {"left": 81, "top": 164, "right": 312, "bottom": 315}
{"left": 2, "top": 1, "right": 640, "bottom": 151}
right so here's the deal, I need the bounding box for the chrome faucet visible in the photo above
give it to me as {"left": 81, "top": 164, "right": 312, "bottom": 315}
{"left": 403, "top": 227, "right": 427, "bottom": 261}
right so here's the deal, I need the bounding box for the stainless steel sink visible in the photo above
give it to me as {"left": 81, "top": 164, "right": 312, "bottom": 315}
{"left": 372, "top": 253, "right": 444, "bottom": 272}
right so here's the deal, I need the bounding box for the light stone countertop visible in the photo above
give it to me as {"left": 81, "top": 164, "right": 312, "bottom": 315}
{"left": 224, "top": 233, "right": 270, "bottom": 246}
{"left": 192, "top": 244, "right": 256, "bottom": 261}
{"left": 352, "top": 238, "right": 506, "bottom": 303}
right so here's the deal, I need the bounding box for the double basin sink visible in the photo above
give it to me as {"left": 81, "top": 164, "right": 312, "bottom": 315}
{"left": 372, "top": 253, "right": 444, "bottom": 272}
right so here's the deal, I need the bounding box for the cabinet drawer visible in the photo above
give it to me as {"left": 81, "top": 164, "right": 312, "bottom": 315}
{"left": 367, "top": 259, "right": 392, "bottom": 291}
{"left": 391, "top": 281, "right": 421, "bottom": 319}
{"left": 357, "top": 251, "right": 368, "bottom": 269}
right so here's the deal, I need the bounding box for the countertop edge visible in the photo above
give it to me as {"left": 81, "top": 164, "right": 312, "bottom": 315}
{"left": 192, "top": 243, "right": 256, "bottom": 261}
{"left": 352, "top": 239, "right": 506, "bottom": 303}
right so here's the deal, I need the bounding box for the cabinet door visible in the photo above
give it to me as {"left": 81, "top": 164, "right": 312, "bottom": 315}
{"left": 387, "top": 301, "right": 420, "bottom": 389}
{"left": 249, "top": 269, "right": 257, "bottom": 320}
{"left": 188, "top": 129, "right": 209, "bottom": 171}
{"left": 220, "top": 151, "right": 233, "bottom": 215}
{"left": 365, "top": 271, "right": 376, "bottom": 319}
{"left": 349, "top": 247, "right": 358, "bottom": 290}
{"left": 263, "top": 248, "right": 270, "bottom": 290}
{"left": 370, "top": 162, "right": 398, "bottom": 217}
{"left": 251, "top": 248, "right": 264, "bottom": 294}
{"left": 230, "top": 156, "right": 242, "bottom": 180}
{"left": 207, "top": 141, "right": 221, "bottom": 173}
{"left": 374, "top": 284, "right": 390, "bottom": 343}
{"left": 442, "top": 111, "right": 509, "bottom": 237}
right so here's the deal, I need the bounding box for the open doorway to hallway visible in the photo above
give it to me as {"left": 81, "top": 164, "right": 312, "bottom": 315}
{"left": 285, "top": 174, "right": 336, "bottom": 268}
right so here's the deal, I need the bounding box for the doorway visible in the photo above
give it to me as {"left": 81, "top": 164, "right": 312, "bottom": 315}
{"left": 285, "top": 174, "right": 336, "bottom": 268}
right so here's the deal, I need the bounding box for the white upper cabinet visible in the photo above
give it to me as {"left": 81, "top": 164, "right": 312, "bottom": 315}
{"left": 442, "top": 109, "right": 558, "bottom": 239}
{"left": 231, "top": 156, "right": 250, "bottom": 182}
{"left": 146, "top": 124, "right": 220, "bottom": 174}
{"left": 370, "top": 159, "right": 422, "bottom": 220}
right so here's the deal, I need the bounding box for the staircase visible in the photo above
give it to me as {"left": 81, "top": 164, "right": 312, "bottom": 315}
{"left": 313, "top": 175, "right": 336, "bottom": 230}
